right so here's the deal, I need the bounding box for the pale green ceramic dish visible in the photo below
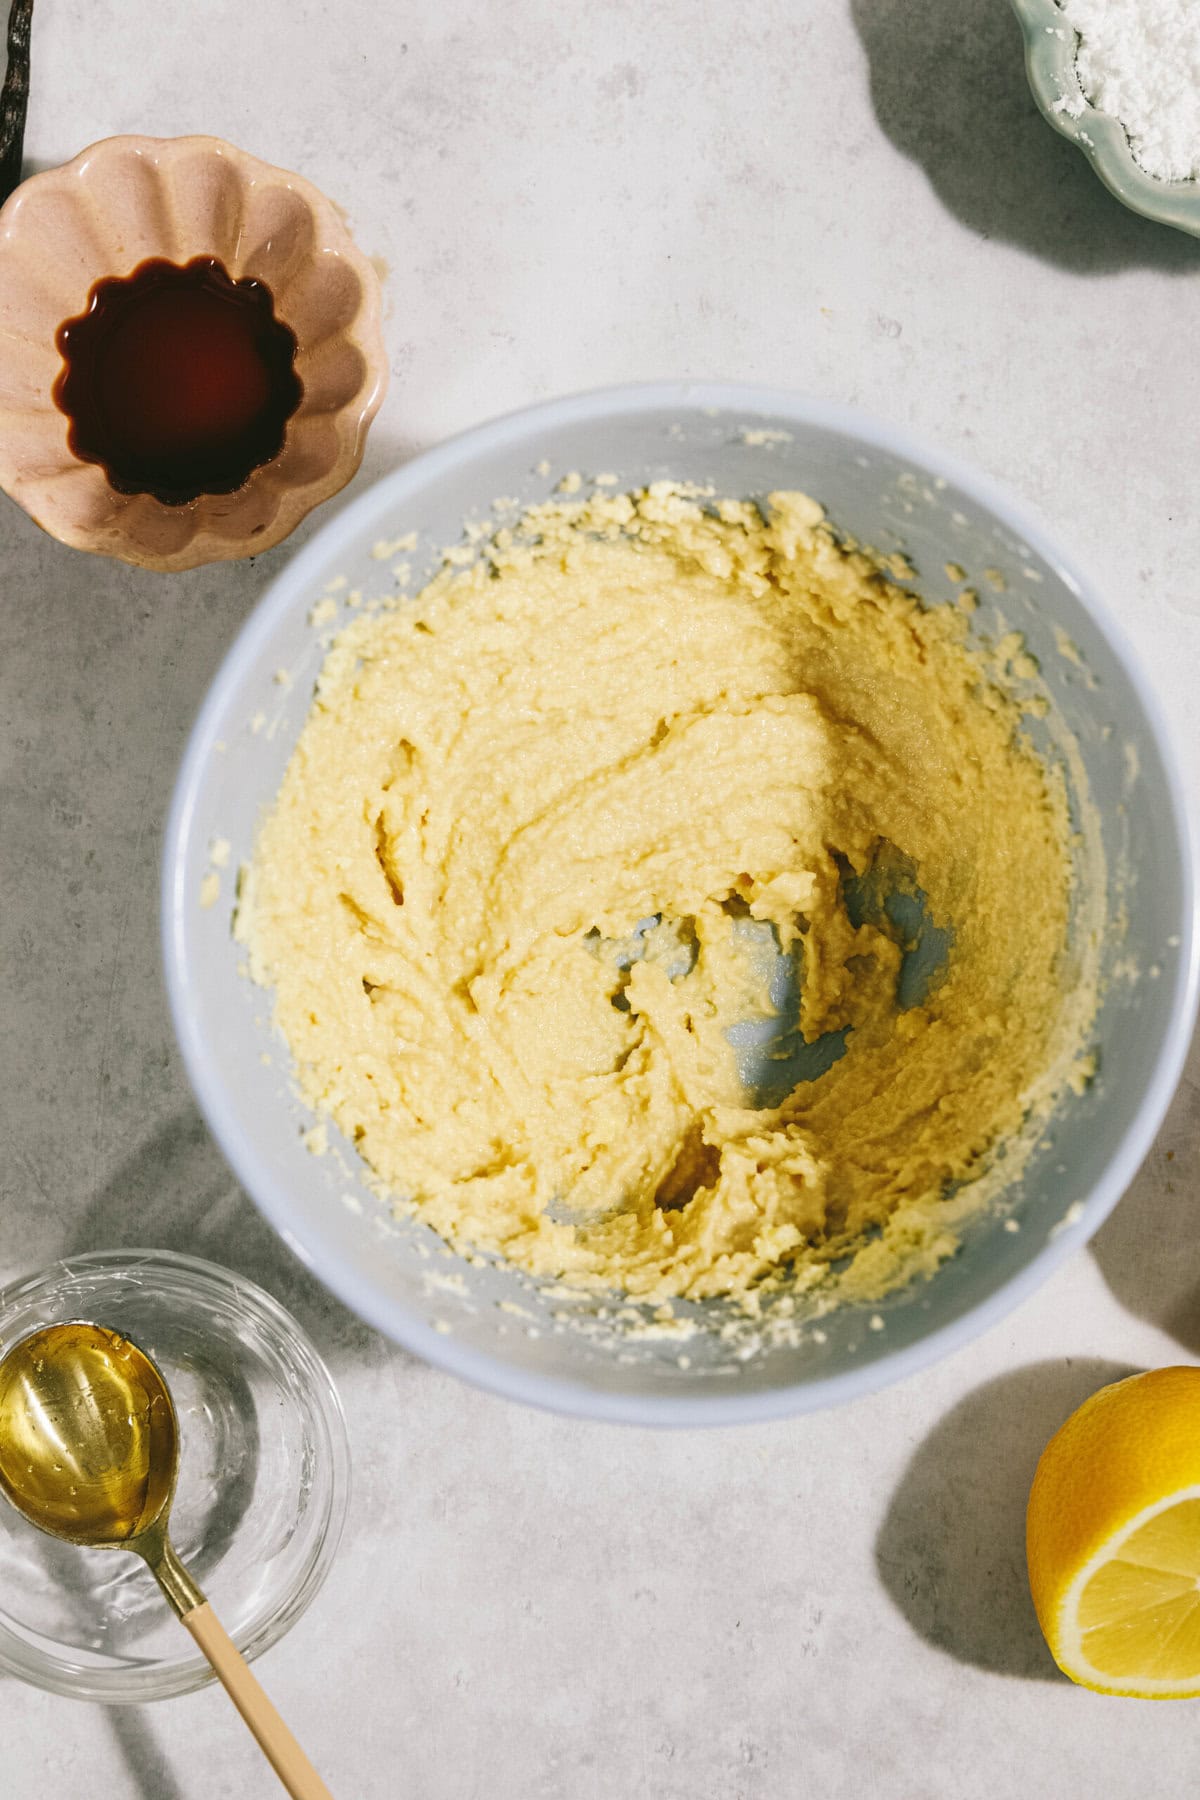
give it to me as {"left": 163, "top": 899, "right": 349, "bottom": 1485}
{"left": 1011, "top": 0, "right": 1200, "bottom": 237}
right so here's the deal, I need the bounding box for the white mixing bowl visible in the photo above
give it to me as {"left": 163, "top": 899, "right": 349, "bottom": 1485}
{"left": 163, "top": 383, "right": 1198, "bottom": 1424}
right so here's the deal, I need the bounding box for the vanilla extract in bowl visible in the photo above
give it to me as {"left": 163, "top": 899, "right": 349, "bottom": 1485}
{"left": 53, "top": 255, "right": 302, "bottom": 507}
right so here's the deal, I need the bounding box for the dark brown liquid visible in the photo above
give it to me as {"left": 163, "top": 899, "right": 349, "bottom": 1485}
{"left": 53, "top": 256, "right": 302, "bottom": 507}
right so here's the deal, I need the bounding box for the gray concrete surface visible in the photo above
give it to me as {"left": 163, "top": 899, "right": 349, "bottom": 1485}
{"left": 3, "top": 1, "right": 1200, "bottom": 1794}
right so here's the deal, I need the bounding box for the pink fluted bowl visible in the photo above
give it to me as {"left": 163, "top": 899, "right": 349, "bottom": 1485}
{"left": 0, "top": 135, "right": 388, "bottom": 571}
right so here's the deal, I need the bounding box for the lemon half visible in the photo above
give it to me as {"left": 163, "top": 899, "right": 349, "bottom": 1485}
{"left": 1027, "top": 1366, "right": 1200, "bottom": 1698}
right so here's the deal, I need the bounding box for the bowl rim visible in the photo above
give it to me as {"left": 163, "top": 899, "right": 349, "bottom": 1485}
{"left": 162, "top": 379, "right": 1200, "bottom": 1428}
{"left": 1010, "top": 0, "right": 1200, "bottom": 236}
{"left": 0, "top": 1246, "right": 351, "bottom": 1701}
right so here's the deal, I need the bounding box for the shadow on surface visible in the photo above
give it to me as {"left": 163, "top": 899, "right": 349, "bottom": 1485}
{"left": 68, "top": 1107, "right": 397, "bottom": 1376}
{"left": 876, "top": 1357, "right": 1138, "bottom": 1678}
{"left": 107, "top": 1708, "right": 188, "bottom": 1800}
{"left": 849, "top": 0, "right": 1200, "bottom": 274}
{"left": 1, "top": 418, "right": 423, "bottom": 1369}
{"left": 1090, "top": 1022, "right": 1200, "bottom": 1353}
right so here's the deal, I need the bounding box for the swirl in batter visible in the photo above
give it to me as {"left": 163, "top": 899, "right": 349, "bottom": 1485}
{"left": 240, "top": 485, "right": 1095, "bottom": 1305}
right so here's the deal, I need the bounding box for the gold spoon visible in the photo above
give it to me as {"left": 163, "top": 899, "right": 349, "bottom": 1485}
{"left": 0, "top": 1321, "right": 333, "bottom": 1800}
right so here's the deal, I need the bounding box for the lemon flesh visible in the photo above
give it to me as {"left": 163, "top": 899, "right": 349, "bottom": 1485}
{"left": 1069, "top": 1492, "right": 1200, "bottom": 1692}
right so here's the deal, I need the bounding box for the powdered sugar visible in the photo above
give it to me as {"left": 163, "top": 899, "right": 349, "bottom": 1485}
{"left": 1060, "top": 0, "right": 1200, "bottom": 182}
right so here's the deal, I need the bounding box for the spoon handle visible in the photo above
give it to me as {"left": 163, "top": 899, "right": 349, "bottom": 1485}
{"left": 183, "top": 1602, "right": 334, "bottom": 1800}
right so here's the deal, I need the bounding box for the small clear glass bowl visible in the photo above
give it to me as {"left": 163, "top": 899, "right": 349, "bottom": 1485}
{"left": 0, "top": 1249, "right": 350, "bottom": 1703}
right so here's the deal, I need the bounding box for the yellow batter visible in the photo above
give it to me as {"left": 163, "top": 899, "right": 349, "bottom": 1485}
{"left": 240, "top": 485, "right": 1095, "bottom": 1307}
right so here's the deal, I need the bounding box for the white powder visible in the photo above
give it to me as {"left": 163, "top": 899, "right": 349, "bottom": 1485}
{"left": 1061, "top": 0, "right": 1200, "bottom": 182}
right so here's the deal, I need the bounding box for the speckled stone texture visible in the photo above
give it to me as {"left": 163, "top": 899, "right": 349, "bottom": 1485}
{"left": 2, "top": 1, "right": 1199, "bottom": 1795}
